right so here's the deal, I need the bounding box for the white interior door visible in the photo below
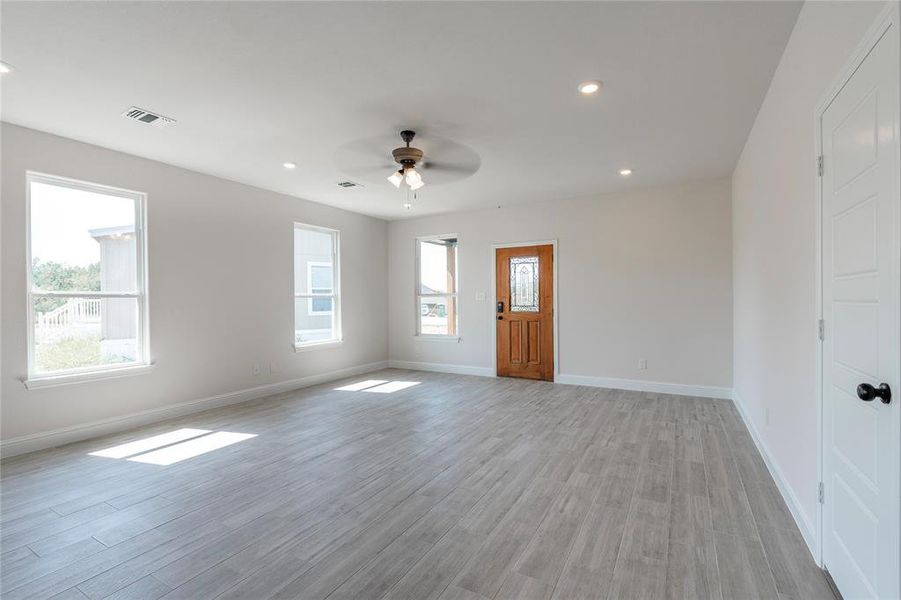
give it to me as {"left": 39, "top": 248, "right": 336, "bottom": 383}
{"left": 821, "top": 17, "right": 900, "bottom": 600}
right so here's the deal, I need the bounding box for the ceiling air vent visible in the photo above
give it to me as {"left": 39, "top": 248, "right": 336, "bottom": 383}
{"left": 336, "top": 181, "right": 362, "bottom": 188}
{"left": 121, "top": 106, "right": 176, "bottom": 128}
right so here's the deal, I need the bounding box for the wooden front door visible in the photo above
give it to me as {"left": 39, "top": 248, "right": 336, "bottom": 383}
{"left": 496, "top": 244, "right": 554, "bottom": 381}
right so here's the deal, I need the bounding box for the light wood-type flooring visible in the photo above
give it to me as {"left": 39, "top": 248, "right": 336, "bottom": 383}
{"left": 0, "top": 369, "right": 835, "bottom": 599}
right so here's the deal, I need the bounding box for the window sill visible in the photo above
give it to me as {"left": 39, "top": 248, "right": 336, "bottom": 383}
{"left": 294, "top": 340, "right": 343, "bottom": 353}
{"left": 24, "top": 363, "right": 155, "bottom": 390}
{"left": 415, "top": 335, "right": 461, "bottom": 343}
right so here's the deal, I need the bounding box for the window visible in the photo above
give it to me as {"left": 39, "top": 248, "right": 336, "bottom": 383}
{"left": 26, "top": 172, "right": 149, "bottom": 381}
{"left": 416, "top": 235, "right": 458, "bottom": 337}
{"left": 294, "top": 223, "right": 340, "bottom": 347}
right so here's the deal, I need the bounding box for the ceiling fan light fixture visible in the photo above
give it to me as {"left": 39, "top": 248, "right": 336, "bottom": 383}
{"left": 387, "top": 170, "right": 404, "bottom": 188}
{"left": 405, "top": 167, "right": 422, "bottom": 187}
{"left": 409, "top": 179, "right": 425, "bottom": 191}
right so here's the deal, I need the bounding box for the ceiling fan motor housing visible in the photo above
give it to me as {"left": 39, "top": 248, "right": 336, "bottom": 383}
{"left": 392, "top": 146, "right": 423, "bottom": 168}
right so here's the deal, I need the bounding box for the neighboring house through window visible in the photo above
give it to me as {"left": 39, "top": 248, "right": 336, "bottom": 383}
{"left": 307, "top": 262, "right": 333, "bottom": 315}
{"left": 294, "top": 223, "right": 341, "bottom": 347}
{"left": 416, "top": 235, "right": 458, "bottom": 337}
{"left": 26, "top": 172, "right": 149, "bottom": 382}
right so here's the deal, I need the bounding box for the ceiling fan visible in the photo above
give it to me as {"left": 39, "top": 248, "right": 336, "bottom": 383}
{"left": 387, "top": 130, "right": 425, "bottom": 191}
{"left": 333, "top": 129, "right": 481, "bottom": 209}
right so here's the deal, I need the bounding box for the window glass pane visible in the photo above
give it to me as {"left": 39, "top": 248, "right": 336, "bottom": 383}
{"left": 295, "top": 297, "right": 335, "bottom": 343}
{"left": 294, "top": 229, "right": 334, "bottom": 294}
{"left": 510, "top": 256, "right": 539, "bottom": 312}
{"left": 419, "top": 296, "right": 456, "bottom": 335}
{"left": 30, "top": 182, "right": 138, "bottom": 293}
{"left": 310, "top": 264, "right": 333, "bottom": 291}
{"left": 33, "top": 297, "right": 139, "bottom": 373}
{"left": 419, "top": 239, "right": 456, "bottom": 294}
{"left": 310, "top": 296, "right": 333, "bottom": 314}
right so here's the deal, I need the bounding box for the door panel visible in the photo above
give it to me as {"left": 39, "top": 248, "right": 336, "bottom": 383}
{"left": 832, "top": 89, "right": 878, "bottom": 189}
{"left": 822, "top": 22, "right": 899, "bottom": 600}
{"left": 833, "top": 301, "right": 879, "bottom": 374}
{"left": 509, "top": 320, "right": 522, "bottom": 364}
{"left": 527, "top": 321, "right": 541, "bottom": 364}
{"left": 832, "top": 197, "right": 878, "bottom": 276}
{"left": 496, "top": 245, "right": 553, "bottom": 380}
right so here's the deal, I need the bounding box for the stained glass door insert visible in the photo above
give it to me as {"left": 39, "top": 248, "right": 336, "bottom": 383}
{"left": 510, "top": 256, "right": 539, "bottom": 312}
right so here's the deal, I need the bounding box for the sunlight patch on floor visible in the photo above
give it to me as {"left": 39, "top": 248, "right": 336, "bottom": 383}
{"left": 333, "top": 379, "right": 421, "bottom": 393}
{"left": 334, "top": 379, "right": 388, "bottom": 391}
{"left": 127, "top": 431, "right": 257, "bottom": 465}
{"left": 361, "top": 381, "right": 421, "bottom": 394}
{"left": 88, "top": 428, "right": 211, "bottom": 459}
{"left": 89, "top": 429, "right": 256, "bottom": 465}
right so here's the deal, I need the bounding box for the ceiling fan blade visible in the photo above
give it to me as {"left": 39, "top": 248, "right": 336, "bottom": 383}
{"left": 420, "top": 161, "right": 479, "bottom": 175}
{"left": 333, "top": 135, "right": 402, "bottom": 184}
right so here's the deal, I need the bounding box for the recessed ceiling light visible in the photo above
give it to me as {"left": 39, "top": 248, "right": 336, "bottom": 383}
{"left": 578, "top": 80, "right": 602, "bottom": 95}
{"left": 619, "top": 168, "right": 633, "bottom": 176}
{"left": 283, "top": 162, "right": 297, "bottom": 169}
{"left": 0, "top": 62, "right": 13, "bottom": 74}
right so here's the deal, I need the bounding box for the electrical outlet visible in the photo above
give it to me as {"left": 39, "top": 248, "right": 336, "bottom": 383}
{"left": 476, "top": 291, "right": 487, "bottom": 301}
{"left": 252, "top": 362, "right": 261, "bottom": 376}
{"left": 638, "top": 358, "right": 647, "bottom": 370}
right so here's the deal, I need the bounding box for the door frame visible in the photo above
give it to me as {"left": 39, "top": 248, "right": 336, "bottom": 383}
{"left": 814, "top": 0, "right": 901, "bottom": 572}
{"left": 490, "top": 239, "right": 559, "bottom": 380}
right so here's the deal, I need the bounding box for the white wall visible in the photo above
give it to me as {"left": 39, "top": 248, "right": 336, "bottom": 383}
{"left": 388, "top": 178, "right": 733, "bottom": 393}
{"left": 1, "top": 123, "right": 388, "bottom": 446}
{"left": 732, "top": 0, "right": 886, "bottom": 552}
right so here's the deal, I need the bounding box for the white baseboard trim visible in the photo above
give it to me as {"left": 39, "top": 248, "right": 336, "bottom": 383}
{"left": 387, "top": 359, "right": 495, "bottom": 378}
{"left": 556, "top": 373, "right": 733, "bottom": 400}
{"left": 0, "top": 360, "right": 389, "bottom": 460}
{"left": 387, "top": 360, "right": 732, "bottom": 400}
{"left": 732, "top": 390, "right": 820, "bottom": 563}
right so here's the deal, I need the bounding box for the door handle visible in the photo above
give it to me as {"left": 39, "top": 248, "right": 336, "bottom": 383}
{"left": 856, "top": 382, "right": 892, "bottom": 404}
{"left": 497, "top": 301, "right": 504, "bottom": 313}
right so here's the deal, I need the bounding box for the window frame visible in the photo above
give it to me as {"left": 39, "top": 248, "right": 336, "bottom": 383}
{"left": 293, "top": 222, "right": 341, "bottom": 350}
{"left": 25, "top": 171, "right": 151, "bottom": 386}
{"left": 415, "top": 234, "right": 459, "bottom": 340}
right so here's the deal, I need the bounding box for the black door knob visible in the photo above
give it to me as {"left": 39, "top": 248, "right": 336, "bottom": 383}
{"left": 856, "top": 383, "right": 892, "bottom": 404}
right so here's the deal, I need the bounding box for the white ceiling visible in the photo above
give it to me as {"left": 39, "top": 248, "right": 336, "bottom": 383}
{"left": 1, "top": 1, "right": 801, "bottom": 220}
